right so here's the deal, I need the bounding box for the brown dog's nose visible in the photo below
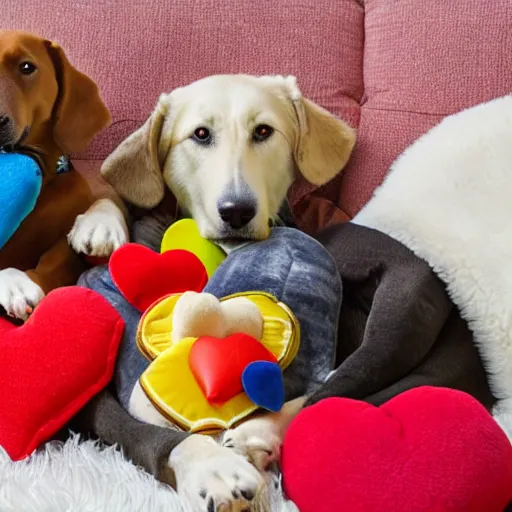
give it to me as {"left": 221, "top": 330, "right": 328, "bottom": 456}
{"left": 0, "top": 115, "right": 15, "bottom": 148}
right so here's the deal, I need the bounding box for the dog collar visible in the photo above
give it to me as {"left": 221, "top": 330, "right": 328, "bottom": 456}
{"left": 56, "top": 155, "right": 70, "bottom": 174}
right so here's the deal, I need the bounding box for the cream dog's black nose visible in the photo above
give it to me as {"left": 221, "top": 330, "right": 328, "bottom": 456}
{"left": 218, "top": 201, "right": 256, "bottom": 229}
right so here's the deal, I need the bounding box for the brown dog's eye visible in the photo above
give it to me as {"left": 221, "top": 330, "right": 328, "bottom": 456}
{"left": 192, "top": 127, "right": 212, "bottom": 145}
{"left": 253, "top": 124, "right": 274, "bottom": 142}
{"left": 19, "top": 61, "right": 37, "bottom": 75}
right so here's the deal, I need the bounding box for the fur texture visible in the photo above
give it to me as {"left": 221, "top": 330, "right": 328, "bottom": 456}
{"left": 101, "top": 74, "right": 355, "bottom": 241}
{"left": 0, "top": 435, "right": 297, "bottom": 512}
{"left": 353, "top": 95, "right": 512, "bottom": 439}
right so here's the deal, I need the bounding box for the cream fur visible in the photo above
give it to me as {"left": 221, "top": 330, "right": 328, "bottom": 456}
{"left": 101, "top": 74, "right": 355, "bottom": 241}
{"left": 68, "top": 198, "right": 129, "bottom": 257}
{"left": 353, "top": 95, "right": 512, "bottom": 440}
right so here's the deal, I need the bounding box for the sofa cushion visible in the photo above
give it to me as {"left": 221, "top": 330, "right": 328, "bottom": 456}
{"left": 3, "top": 0, "right": 363, "bottom": 217}
{"left": 4, "top": 0, "right": 512, "bottom": 232}
{"left": 324, "top": 0, "right": 512, "bottom": 228}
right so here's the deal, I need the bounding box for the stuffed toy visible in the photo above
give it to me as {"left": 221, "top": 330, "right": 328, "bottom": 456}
{"left": 281, "top": 386, "right": 512, "bottom": 512}
{"left": 136, "top": 290, "right": 297, "bottom": 431}
{"left": 0, "top": 286, "right": 123, "bottom": 461}
{"left": 109, "top": 243, "right": 209, "bottom": 312}
{"left": 107, "top": 220, "right": 303, "bottom": 432}
{"left": 0, "top": 152, "right": 42, "bottom": 251}
{"left": 80, "top": 221, "right": 341, "bottom": 438}
{"left": 160, "top": 218, "right": 226, "bottom": 277}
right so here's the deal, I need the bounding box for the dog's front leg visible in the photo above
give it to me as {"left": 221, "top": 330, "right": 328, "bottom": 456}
{"left": 0, "top": 237, "right": 87, "bottom": 319}
{"left": 68, "top": 198, "right": 129, "bottom": 257}
{"left": 170, "top": 434, "right": 264, "bottom": 511}
{"left": 0, "top": 268, "right": 45, "bottom": 320}
{"left": 128, "top": 382, "right": 263, "bottom": 510}
{"left": 77, "top": 388, "right": 263, "bottom": 512}
{"left": 221, "top": 396, "right": 306, "bottom": 472}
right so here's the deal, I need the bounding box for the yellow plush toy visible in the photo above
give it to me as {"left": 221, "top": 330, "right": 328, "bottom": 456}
{"left": 161, "top": 218, "right": 226, "bottom": 278}
{"left": 137, "top": 291, "right": 299, "bottom": 433}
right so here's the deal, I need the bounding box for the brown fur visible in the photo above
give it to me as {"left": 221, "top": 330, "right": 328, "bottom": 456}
{"left": 0, "top": 30, "right": 111, "bottom": 293}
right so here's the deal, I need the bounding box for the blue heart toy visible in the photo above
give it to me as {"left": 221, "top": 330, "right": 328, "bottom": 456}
{"left": 0, "top": 152, "right": 42, "bottom": 250}
{"left": 242, "top": 361, "right": 285, "bottom": 412}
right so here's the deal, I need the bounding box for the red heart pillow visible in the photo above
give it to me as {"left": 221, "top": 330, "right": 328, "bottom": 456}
{"left": 0, "top": 286, "right": 124, "bottom": 461}
{"left": 282, "top": 387, "right": 512, "bottom": 512}
{"left": 189, "top": 334, "right": 277, "bottom": 404}
{"left": 110, "top": 244, "right": 208, "bottom": 313}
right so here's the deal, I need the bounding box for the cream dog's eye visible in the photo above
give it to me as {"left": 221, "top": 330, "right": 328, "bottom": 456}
{"left": 253, "top": 124, "right": 274, "bottom": 142}
{"left": 192, "top": 127, "right": 212, "bottom": 145}
{"left": 19, "top": 61, "right": 37, "bottom": 75}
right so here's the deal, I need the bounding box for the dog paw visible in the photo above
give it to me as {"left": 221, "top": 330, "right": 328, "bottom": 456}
{"left": 221, "top": 416, "right": 282, "bottom": 472}
{"left": 0, "top": 268, "right": 45, "bottom": 320}
{"left": 68, "top": 199, "right": 128, "bottom": 257}
{"left": 170, "top": 434, "right": 263, "bottom": 511}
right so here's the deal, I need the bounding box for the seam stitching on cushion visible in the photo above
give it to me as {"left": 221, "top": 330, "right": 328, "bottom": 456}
{"left": 360, "top": 0, "right": 367, "bottom": 109}
{"left": 362, "top": 106, "right": 449, "bottom": 117}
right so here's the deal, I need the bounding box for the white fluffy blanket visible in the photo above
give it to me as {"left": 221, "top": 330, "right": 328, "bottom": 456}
{"left": 354, "top": 94, "right": 512, "bottom": 439}
{"left": 0, "top": 435, "right": 296, "bottom": 512}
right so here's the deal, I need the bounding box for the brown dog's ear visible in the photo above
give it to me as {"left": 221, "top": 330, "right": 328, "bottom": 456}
{"left": 293, "top": 96, "right": 356, "bottom": 186}
{"left": 46, "top": 41, "right": 111, "bottom": 154}
{"left": 100, "top": 97, "right": 170, "bottom": 209}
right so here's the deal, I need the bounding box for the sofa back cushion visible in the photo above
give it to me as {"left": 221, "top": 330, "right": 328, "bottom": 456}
{"left": 3, "top": 0, "right": 512, "bottom": 232}
{"left": 330, "top": 0, "right": 512, "bottom": 225}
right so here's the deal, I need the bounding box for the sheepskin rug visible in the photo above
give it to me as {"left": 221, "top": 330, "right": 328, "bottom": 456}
{"left": 0, "top": 434, "right": 297, "bottom": 512}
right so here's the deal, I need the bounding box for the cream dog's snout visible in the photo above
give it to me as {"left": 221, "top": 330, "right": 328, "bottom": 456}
{"left": 216, "top": 177, "right": 259, "bottom": 231}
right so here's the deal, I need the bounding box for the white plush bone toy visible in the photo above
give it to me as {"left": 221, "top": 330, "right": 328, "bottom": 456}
{"left": 171, "top": 291, "right": 264, "bottom": 341}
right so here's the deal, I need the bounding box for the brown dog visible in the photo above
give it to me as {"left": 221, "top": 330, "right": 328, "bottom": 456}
{"left": 0, "top": 31, "right": 128, "bottom": 319}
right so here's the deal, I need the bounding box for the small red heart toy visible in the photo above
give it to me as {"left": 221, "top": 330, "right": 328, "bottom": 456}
{"left": 0, "top": 286, "right": 124, "bottom": 461}
{"left": 281, "top": 386, "right": 512, "bottom": 512}
{"left": 189, "top": 334, "right": 277, "bottom": 405}
{"left": 109, "top": 243, "right": 208, "bottom": 312}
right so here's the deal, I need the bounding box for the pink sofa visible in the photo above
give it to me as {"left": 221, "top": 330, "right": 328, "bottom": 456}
{"left": 5, "top": 0, "right": 512, "bottom": 233}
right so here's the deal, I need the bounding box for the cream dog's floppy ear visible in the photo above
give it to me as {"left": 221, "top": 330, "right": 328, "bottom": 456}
{"left": 278, "top": 76, "right": 356, "bottom": 186}
{"left": 101, "top": 96, "right": 171, "bottom": 209}
{"left": 293, "top": 97, "right": 356, "bottom": 185}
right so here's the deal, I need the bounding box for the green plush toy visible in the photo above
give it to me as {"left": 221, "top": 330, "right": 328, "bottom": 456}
{"left": 161, "top": 218, "right": 227, "bottom": 277}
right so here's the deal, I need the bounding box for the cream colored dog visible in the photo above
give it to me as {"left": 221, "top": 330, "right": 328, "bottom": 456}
{"left": 102, "top": 74, "right": 354, "bottom": 242}
{"left": 101, "top": 74, "right": 355, "bottom": 512}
